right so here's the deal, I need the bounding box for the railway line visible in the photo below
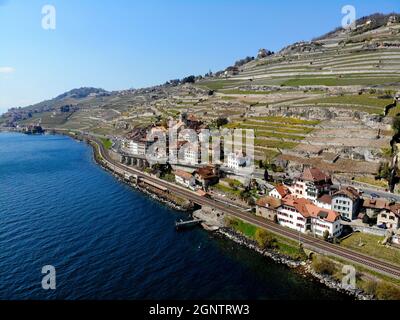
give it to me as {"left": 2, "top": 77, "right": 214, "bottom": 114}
{"left": 93, "top": 138, "right": 400, "bottom": 279}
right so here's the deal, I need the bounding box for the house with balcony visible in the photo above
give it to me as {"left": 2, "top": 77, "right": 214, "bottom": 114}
{"left": 278, "top": 195, "right": 342, "bottom": 238}
{"left": 293, "top": 167, "right": 332, "bottom": 201}
{"left": 377, "top": 203, "right": 400, "bottom": 231}
{"left": 332, "top": 186, "right": 362, "bottom": 221}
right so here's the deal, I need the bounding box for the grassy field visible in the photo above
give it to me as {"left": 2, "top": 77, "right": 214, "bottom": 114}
{"left": 305, "top": 94, "right": 393, "bottom": 108}
{"left": 255, "top": 132, "right": 306, "bottom": 141}
{"left": 225, "top": 116, "right": 318, "bottom": 152}
{"left": 196, "top": 80, "right": 245, "bottom": 91}
{"left": 354, "top": 177, "right": 388, "bottom": 189}
{"left": 282, "top": 77, "right": 400, "bottom": 87}
{"left": 250, "top": 116, "right": 320, "bottom": 126}
{"left": 388, "top": 105, "right": 400, "bottom": 117}
{"left": 341, "top": 233, "right": 400, "bottom": 266}
{"left": 212, "top": 183, "right": 242, "bottom": 197}
{"left": 101, "top": 138, "right": 113, "bottom": 150}
{"left": 226, "top": 217, "right": 307, "bottom": 260}
{"left": 254, "top": 139, "right": 298, "bottom": 150}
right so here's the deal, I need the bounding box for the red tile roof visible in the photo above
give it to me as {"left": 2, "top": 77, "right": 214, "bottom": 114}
{"left": 275, "top": 184, "right": 291, "bottom": 198}
{"left": 333, "top": 186, "right": 360, "bottom": 201}
{"left": 301, "top": 167, "right": 330, "bottom": 182}
{"left": 195, "top": 166, "right": 217, "bottom": 180}
{"left": 256, "top": 196, "right": 282, "bottom": 209}
{"left": 317, "top": 194, "right": 332, "bottom": 205}
{"left": 389, "top": 204, "right": 400, "bottom": 218}
{"left": 175, "top": 170, "right": 193, "bottom": 180}
{"left": 363, "top": 198, "right": 390, "bottom": 210}
{"left": 282, "top": 195, "right": 339, "bottom": 223}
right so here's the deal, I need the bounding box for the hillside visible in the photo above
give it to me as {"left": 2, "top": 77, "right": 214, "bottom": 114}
{"left": 1, "top": 13, "right": 400, "bottom": 186}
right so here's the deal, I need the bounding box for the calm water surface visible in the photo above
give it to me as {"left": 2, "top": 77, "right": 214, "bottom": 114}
{"left": 0, "top": 132, "right": 349, "bottom": 300}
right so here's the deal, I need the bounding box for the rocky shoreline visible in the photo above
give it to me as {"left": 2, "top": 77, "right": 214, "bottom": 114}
{"left": 217, "top": 227, "right": 373, "bottom": 300}
{"left": 83, "top": 135, "right": 373, "bottom": 301}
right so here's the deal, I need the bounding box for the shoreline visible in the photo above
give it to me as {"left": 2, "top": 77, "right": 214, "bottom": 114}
{"left": 217, "top": 227, "right": 372, "bottom": 300}
{"left": 81, "top": 134, "right": 372, "bottom": 300}
{"left": 1, "top": 130, "right": 373, "bottom": 300}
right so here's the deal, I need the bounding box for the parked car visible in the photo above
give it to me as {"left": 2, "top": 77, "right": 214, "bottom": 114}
{"left": 341, "top": 217, "right": 352, "bottom": 223}
{"left": 370, "top": 193, "right": 380, "bottom": 199}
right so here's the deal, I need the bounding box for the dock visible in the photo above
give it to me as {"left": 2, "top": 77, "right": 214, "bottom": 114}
{"left": 175, "top": 218, "right": 203, "bottom": 230}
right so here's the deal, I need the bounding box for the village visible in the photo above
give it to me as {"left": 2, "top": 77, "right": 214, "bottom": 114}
{"left": 111, "top": 111, "right": 400, "bottom": 250}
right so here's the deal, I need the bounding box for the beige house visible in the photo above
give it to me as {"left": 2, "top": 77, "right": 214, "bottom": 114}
{"left": 256, "top": 196, "right": 281, "bottom": 221}
{"left": 377, "top": 204, "right": 400, "bottom": 231}
{"left": 363, "top": 198, "right": 391, "bottom": 219}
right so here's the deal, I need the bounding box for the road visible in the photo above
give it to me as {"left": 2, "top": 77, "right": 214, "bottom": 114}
{"left": 92, "top": 137, "right": 400, "bottom": 279}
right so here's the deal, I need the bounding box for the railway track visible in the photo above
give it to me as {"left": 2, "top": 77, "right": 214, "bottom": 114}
{"left": 94, "top": 139, "right": 400, "bottom": 279}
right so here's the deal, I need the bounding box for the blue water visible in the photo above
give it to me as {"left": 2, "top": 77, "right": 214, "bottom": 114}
{"left": 0, "top": 133, "right": 348, "bottom": 300}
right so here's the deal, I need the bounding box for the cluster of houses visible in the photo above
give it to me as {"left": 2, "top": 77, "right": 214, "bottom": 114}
{"left": 123, "top": 112, "right": 252, "bottom": 170}
{"left": 174, "top": 166, "right": 219, "bottom": 192}
{"left": 256, "top": 167, "right": 400, "bottom": 239}
{"left": 121, "top": 113, "right": 400, "bottom": 241}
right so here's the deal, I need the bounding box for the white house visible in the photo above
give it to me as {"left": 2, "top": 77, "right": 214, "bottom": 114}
{"left": 315, "top": 194, "right": 332, "bottom": 210}
{"left": 269, "top": 184, "right": 291, "bottom": 200}
{"left": 377, "top": 203, "right": 400, "bottom": 231}
{"left": 278, "top": 195, "right": 342, "bottom": 238}
{"left": 294, "top": 167, "right": 332, "bottom": 201}
{"left": 226, "top": 151, "right": 251, "bottom": 170}
{"left": 332, "top": 186, "right": 362, "bottom": 221}
{"left": 183, "top": 144, "right": 200, "bottom": 165}
{"left": 174, "top": 170, "right": 196, "bottom": 189}
{"left": 128, "top": 138, "right": 150, "bottom": 156}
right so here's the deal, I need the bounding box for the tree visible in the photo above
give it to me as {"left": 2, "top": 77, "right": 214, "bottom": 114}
{"left": 264, "top": 169, "right": 269, "bottom": 182}
{"left": 393, "top": 115, "right": 400, "bottom": 135}
{"left": 323, "top": 230, "right": 330, "bottom": 241}
{"left": 181, "top": 75, "right": 196, "bottom": 84}
{"left": 255, "top": 229, "right": 276, "bottom": 249}
{"left": 312, "top": 256, "right": 336, "bottom": 275}
{"left": 378, "top": 162, "right": 391, "bottom": 181}
{"left": 210, "top": 117, "right": 228, "bottom": 129}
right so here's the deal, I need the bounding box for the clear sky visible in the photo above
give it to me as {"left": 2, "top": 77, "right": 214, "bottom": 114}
{"left": 0, "top": 0, "right": 398, "bottom": 113}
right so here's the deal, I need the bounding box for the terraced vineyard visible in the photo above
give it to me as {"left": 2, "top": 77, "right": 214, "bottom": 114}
{"left": 2, "top": 13, "right": 400, "bottom": 185}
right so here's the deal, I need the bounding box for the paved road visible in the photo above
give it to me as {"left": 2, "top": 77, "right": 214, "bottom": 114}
{"left": 92, "top": 137, "right": 400, "bottom": 279}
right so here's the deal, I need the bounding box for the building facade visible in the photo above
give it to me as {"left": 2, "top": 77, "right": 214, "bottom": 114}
{"left": 269, "top": 184, "right": 291, "bottom": 200}
{"left": 293, "top": 167, "right": 332, "bottom": 201}
{"left": 226, "top": 152, "right": 251, "bottom": 170}
{"left": 377, "top": 204, "right": 400, "bottom": 231}
{"left": 277, "top": 195, "right": 342, "bottom": 238}
{"left": 332, "top": 187, "right": 362, "bottom": 221}
{"left": 256, "top": 196, "right": 281, "bottom": 221}
{"left": 174, "top": 170, "right": 196, "bottom": 189}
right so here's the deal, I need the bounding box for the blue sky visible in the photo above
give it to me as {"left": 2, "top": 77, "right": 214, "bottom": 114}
{"left": 0, "top": 0, "right": 398, "bottom": 113}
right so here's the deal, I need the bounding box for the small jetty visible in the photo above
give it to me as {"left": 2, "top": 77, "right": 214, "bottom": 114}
{"left": 175, "top": 218, "right": 203, "bottom": 231}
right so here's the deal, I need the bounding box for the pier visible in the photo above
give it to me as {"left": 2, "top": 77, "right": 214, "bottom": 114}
{"left": 175, "top": 219, "right": 203, "bottom": 230}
